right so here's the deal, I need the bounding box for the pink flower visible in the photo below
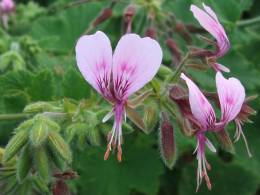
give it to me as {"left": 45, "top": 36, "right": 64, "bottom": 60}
{"left": 75, "top": 31, "right": 162, "bottom": 161}
{"left": 181, "top": 72, "right": 246, "bottom": 190}
{"left": 0, "top": 0, "right": 15, "bottom": 29}
{"left": 190, "top": 4, "right": 230, "bottom": 72}
{"left": 0, "top": 0, "right": 15, "bottom": 13}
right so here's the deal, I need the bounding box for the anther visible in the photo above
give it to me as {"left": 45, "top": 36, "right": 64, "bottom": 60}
{"left": 104, "top": 144, "right": 111, "bottom": 161}
{"left": 117, "top": 145, "right": 122, "bottom": 162}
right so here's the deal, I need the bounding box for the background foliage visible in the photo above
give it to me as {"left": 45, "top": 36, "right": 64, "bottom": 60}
{"left": 0, "top": 0, "right": 260, "bottom": 194}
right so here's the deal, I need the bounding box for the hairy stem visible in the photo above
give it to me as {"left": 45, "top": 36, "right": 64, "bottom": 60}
{"left": 237, "top": 16, "right": 260, "bottom": 27}
{"left": 0, "top": 113, "right": 32, "bottom": 121}
{"left": 168, "top": 52, "right": 190, "bottom": 83}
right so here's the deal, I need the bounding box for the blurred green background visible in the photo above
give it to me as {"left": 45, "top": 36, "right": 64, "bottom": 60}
{"left": 0, "top": 0, "right": 260, "bottom": 194}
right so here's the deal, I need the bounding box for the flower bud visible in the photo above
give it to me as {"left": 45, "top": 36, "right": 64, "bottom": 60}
{"left": 17, "top": 144, "right": 31, "bottom": 183}
{"left": 145, "top": 27, "right": 157, "bottom": 39}
{"left": 34, "top": 146, "right": 50, "bottom": 182}
{"left": 144, "top": 106, "right": 158, "bottom": 134}
{"left": 47, "top": 131, "right": 72, "bottom": 163}
{"left": 32, "top": 176, "right": 49, "bottom": 193}
{"left": 3, "top": 130, "right": 29, "bottom": 163}
{"left": 30, "top": 115, "right": 50, "bottom": 147}
{"left": 159, "top": 112, "right": 176, "bottom": 169}
{"left": 175, "top": 22, "right": 192, "bottom": 44}
{"left": 124, "top": 5, "right": 135, "bottom": 33}
{"left": 23, "top": 101, "right": 58, "bottom": 113}
{"left": 52, "top": 180, "right": 70, "bottom": 195}
{"left": 166, "top": 38, "right": 181, "bottom": 65}
{"left": 92, "top": 7, "right": 113, "bottom": 27}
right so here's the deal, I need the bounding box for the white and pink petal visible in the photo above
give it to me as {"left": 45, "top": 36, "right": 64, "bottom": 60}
{"left": 112, "top": 33, "right": 162, "bottom": 100}
{"left": 216, "top": 72, "right": 245, "bottom": 124}
{"left": 75, "top": 31, "right": 113, "bottom": 98}
{"left": 190, "top": 4, "right": 230, "bottom": 57}
{"left": 181, "top": 73, "right": 216, "bottom": 129}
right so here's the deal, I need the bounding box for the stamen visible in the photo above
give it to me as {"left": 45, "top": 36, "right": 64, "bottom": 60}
{"left": 104, "top": 144, "right": 111, "bottom": 161}
{"left": 103, "top": 103, "right": 125, "bottom": 162}
{"left": 235, "top": 120, "right": 252, "bottom": 157}
{"left": 203, "top": 172, "right": 212, "bottom": 190}
{"left": 195, "top": 134, "right": 213, "bottom": 192}
{"left": 240, "top": 127, "right": 252, "bottom": 158}
{"left": 205, "top": 160, "right": 211, "bottom": 171}
{"left": 117, "top": 145, "right": 122, "bottom": 162}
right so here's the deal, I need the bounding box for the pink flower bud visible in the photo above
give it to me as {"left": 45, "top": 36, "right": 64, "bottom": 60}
{"left": 52, "top": 180, "right": 70, "bottom": 195}
{"left": 166, "top": 38, "right": 181, "bottom": 65}
{"left": 175, "top": 22, "right": 192, "bottom": 44}
{"left": 124, "top": 5, "right": 135, "bottom": 33}
{"left": 92, "top": 8, "right": 113, "bottom": 27}
{"left": 159, "top": 112, "right": 176, "bottom": 169}
{"left": 145, "top": 27, "right": 157, "bottom": 39}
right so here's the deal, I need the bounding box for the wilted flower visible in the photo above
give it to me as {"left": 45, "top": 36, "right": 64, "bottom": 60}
{"left": 180, "top": 72, "right": 245, "bottom": 191}
{"left": 190, "top": 4, "right": 230, "bottom": 72}
{"left": 75, "top": 31, "right": 162, "bottom": 161}
{"left": 0, "top": 0, "right": 15, "bottom": 29}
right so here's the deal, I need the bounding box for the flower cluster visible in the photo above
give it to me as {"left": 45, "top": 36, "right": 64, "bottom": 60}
{"left": 75, "top": 2, "right": 255, "bottom": 192}
{"left": 170, "top": 4, "right": 254, "bottom": 191}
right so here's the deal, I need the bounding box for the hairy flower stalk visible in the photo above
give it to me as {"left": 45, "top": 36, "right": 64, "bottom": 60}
{"left": 190, "top": 4, "right": 230, "bottom": 72}
{"left": 76, "top": 31, "right": 162, "bottom": 161}
{"left": 180, "top": 72, "right": 246, "bottom": 190}
{"left": 0, "top": 0, "right": 15, "bottom": 29}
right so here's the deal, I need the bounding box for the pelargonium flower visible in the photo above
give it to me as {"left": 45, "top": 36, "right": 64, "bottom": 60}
{"left": 190, "top": 4, "right": 230, "bottom": 72}
{"left": 0, "top": 0, "right": 15, "bottom": 29}
{"left": 75, "top": 31, "right": 162, "bottom": 161}
{"left": 181, "top": 72, "right": 245, "bottom": 191}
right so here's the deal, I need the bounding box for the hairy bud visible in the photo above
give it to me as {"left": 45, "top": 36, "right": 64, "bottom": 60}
{"left": 175, "top": 22, "right": 192, "bottom": 44}
{"left": 92, "top": 8, "right": 113, "bottom": 27}
{"left": 145, "top": 27, "right": 157, "bottom": 39}
{"left": 124, "top": 5, "right": 135, "bottom": 33}
{"left": 166, "top": 38, "right": 181, "bottom": 65}
{"left": 159, "top": 112, "right": 176, "bottom": 169}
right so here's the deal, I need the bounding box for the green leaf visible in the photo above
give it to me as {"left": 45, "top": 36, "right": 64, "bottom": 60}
{"left": 74, "top": 135, "right": 164, "bottom": 195}
{"left": 30, "top": 2, "right": 105, "bottom": 52}
{"left": 29, "top": 70, "right": 54, "bottom": 101}
{"left": 62, "top": 68, "right": 92, "bottom": 100}
{"left": 32, "top": 175, "right": 49, "bottom": 193}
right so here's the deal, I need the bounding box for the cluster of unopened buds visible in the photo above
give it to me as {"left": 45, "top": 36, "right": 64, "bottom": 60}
{"left": 0, "top": 0, "right": 15, "bottom": 29}
{"left": 75, "top": 2, "right": 256, "bottom": 192}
